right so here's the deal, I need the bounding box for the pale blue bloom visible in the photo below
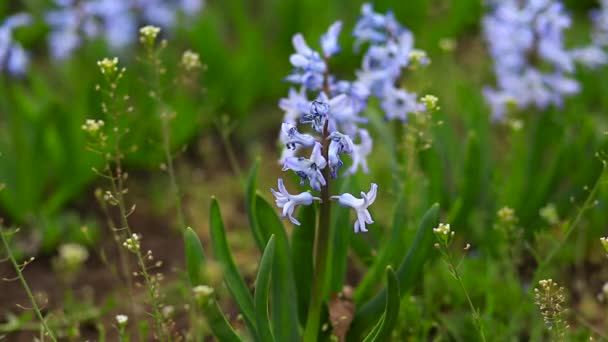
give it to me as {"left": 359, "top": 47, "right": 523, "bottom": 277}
{"left": 0, "top": 13, "right": 32, "bottom": 75}
{"left": 271, "top": 178, "right": 320, "bottom": 225}
{"left": 332, "top": 183, "right": 378, "bottom": 233}
{"left": 281, "top": 122, "right": 316, "bottom": 150}
{"left": 353, "top": 3, "right": 403, "bottom": 49}
{"left": 592, "top": 0, "right": 608, "bottom": 45}
{"left": 279, "top": 87, "right": 309, "bottom": 123}
{"left": 381, "top": 86, "right": 423, "bottom": 121}
{"left": 327, "top": 132, "right": 354, "bottom": 179}
{"left": 321, "top": 21, "right": 342, "bottom": 57}
{"left": 286, "top": 33, "right": 327, "bottom": 90}
{"left": 483, "top": 0, "right": 605, "bottom": 119}
{"left": 283, "top": 156, "right": 327, "bottom": 191}
{"left": 347, "top": 129, "right": 373, "bottom": 175}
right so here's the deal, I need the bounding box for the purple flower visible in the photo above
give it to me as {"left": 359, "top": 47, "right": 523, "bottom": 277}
{"left": 271, "top": 178, "right": 320, "bottom": 225}
{"left": 327, "top": 132, "right": 354, "bottom": 178}
{"left": 381, "top": 86, "right": 423, "bottom": 121}
{"left": 347, "top": 129, "right": 373, "bottom": 175}
{"left": 282, "top": 156, "right": 326, "bottom": 191}
{"left": 320, "top": 21, "right": 342, "bottom": 57}
{"left": 281, "top": 122, "right": 316, "bottom": 150}
{"left": 0, "top": 13, "right": 32, "bottom": 75}
{"left": 332, "top": 183, "right": 378, "bottom": 233}
{"left": 286, "top": 33, "right": 327, "bottom": 90}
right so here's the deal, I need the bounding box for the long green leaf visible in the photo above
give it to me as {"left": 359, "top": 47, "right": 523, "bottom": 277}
{"left": 209, "top": 198, "right": 257, "bottom": 336}
{"left": 254, "top": 235, "right": 276, "bottom": 342}
{"left": 186, "top": 217, "right": 240, "bottom": 342}
{"left": 291, "top": 204, "right": 316, "bottom": 326}
{"left": 354, "top": 193, "right": 407, "bottom": 304}
{"left": 254, "top": 193, "right": 300, "bottom": 342}
{"left": 245, "top": 159, "right": 265, "bottom": 251}
{"left": 362, "top": 267, "right": 401, "bottom": 342}
{"left": 201, "top": 298, "right": 242, "bottom": 342}
{"left": 348, "top": 204, "right": 439, "bottom": 340}
{"left": 184, "top": 227, "right": 206, "bottom": 286}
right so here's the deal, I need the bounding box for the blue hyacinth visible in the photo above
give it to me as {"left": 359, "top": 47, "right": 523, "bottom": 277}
{"left": 0, "top": 13, "right": 32, "bottom": 75}
{"left": 483, "top": 0, "right": 607, "bottom": 120}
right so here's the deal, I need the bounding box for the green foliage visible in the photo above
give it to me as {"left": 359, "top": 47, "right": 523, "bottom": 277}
{"left": 184, "top": 227, "right": 206, "bottom": 286}
{"left": 254, "top": 235, "right": 276, "bottom": 342}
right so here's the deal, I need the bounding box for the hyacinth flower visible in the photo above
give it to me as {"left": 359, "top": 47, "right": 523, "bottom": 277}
{"left": 0, "top": 13, "right": 32, "bottom": 75}
{"left": 352, "top": 3, "right": 429, "bottom": 122}
{"left": 482, "top": 0, "right": 607, "bottom": 120}
{"left": 41, "top": 0, "right": 205, "bottom": 63}
{"left": 271, "top": 178, "right": 321, "bottom": 225}
{"left": 331, "top": 183, "right": 378, "bottom": 233}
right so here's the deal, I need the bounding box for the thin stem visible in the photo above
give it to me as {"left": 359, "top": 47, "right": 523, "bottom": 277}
{"left": 304, "top": 119, "right": 332, "bottom": 342}
{"left": 0, "top": 227, "right": 57, "bottom": 342}
{"left": 303, "top": 67, "right": 333, "bottom": 342}
{"left": 534, "top": 163, "right": 606, "bottom": 281}
{"left": 442, "top": 249, "right": 486, "bottom": 342}
{"left": 161, "top": 117, "right": 186, "bottom": 229}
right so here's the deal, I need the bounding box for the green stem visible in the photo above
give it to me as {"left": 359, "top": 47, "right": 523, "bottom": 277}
{"left": 303, "top": 119, "right": 332, "bottom": 342}
{"left": 0, "top": 227, "right": 57, "bottom": 342}
{"left": 444, "top": 250, "right": 486, "bottom": 342}
{"left": 161, "top": 118, "right": 186, "bottom": 230}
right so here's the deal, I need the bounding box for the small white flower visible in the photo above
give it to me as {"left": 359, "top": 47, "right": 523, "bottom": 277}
{"left": 116, "top": 314, "right": 128, "bottom": 325}
{"left": 271, "top": 178, "right": 321, "bottom": 225}
{"left": 331, "top": 183, "right": 378, "bottom": 233}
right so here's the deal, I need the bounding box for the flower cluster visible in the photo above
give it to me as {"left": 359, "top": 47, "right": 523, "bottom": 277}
{"left": 483, "top": 0, "right": 608, "bottom": 120}
{"left": 273, "top": 3, "right": 430, "bottom": 233}
{"left": 0, "top": 0, "right": 204, "bottom": 75}
{"left": 0, "top": 13, "right": 32, "bottom": 75}
{"left": 534, "top": 279, "right": 569, "bottom": 337}
{"left": 592, "top": 1, "right": 608, "bottom": 46}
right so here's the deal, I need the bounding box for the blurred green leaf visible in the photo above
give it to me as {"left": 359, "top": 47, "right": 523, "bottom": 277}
{"left": 209, "top": 198, "right": 257, "bottom": 337}
{"left": 184, "top": 227, "right": 206, "bottom": 286}
{"left": 329, "top": 177, "right": 354, "bottom": 294}
{"left": 362, "top": 266, "right": 400, "bottom": 342}
{"left": 254, "top": 235, "right": 276, "bottom": 342}
{"left": 246, "top": 159, "right": 265, "bottom": 251}
{"left": 348, "top": 203, "right": 439, "bottom": 340}
{"left": 354, "top": 193, "right": 407, "bottom": 304}
{"left": 254, "top": 193, "right": 300, "bottom": 342}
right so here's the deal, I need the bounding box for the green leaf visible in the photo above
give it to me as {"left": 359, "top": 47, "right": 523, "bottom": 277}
{"left": 452, "top": 132, "right": 480, "bottom": 229}
{"left": 254, "top": 235, "right": 276, "bottom": 342}
{"left": 348, "top": 204, "right": 439, "bottom": 340}
{"left": 209, "top": 198, "right": 257, "bottom": 337}
{"left": 354, "top": 193, "right": 407, "bottom": 304}
{"left": 291, "top": 204, "right": 316, "bottom": 326}
{"left": 329, "top": 177, "right": 353, "bottom": 294}
{"left": 254, "top": 193, "right": 300, "bottom": 342}
{"left": 184, "top": 227, "right": 206, "bottom": 286}
{"left": 201, "top": 299, "right": 242, "bottom": 342}
{"left": 245, "top": 159, "right": 265, "bottom": 251}
{"left": 362, "top": 267, "right": 401, "bottom": 342}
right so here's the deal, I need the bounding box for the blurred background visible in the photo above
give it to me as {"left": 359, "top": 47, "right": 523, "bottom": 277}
{"left": 1, "top": 0, "right": 608, "bottom": 340}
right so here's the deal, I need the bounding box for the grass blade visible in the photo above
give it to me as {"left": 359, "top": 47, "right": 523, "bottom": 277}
{"left": 291, "top": 203, "right": 316, "bottom": 326}
{"left": 254, "top": 235, "right": 276, "bottom": 342}
{"left": 354, "top": 193, "right": 407, "bottom": 304}
{"left": 246, "top": 159, "right": 266, "bottom": 251}
{"left": 348, "top": 203, "right": 439, "bottom": 340}
{"left": 254, "top": 193, "right": 300, "bottom": 341}
{"left": 184, "top": 227, "right": 206, "bottom": 286}
{"left": 200, "top": 297, "right": 242, "bottom": 342}
{"left": 361, "top": 267, "right": 400, "bottom": 342}
{"left": 209, "top": 197, "right": 257, "bottom": 337}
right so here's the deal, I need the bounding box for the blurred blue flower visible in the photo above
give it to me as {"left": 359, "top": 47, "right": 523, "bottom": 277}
{"left": 271, "top": 178, "right": 320, "bottom": 225}
{"left": 286, "top": 33, "right": 327, "bottom": 91}
{"left": 332, "top": 183, "right": 378, "bottom": 233}
{"left": 0, "top": 13, "right": 32, "bottom": 75}
{"left": 483, "top": 0, "right": 606, "bottom": 119}
{"left": 320, "top": 21, "right": 342, "bottom": 58}
{"left": 381, "top": 86, "right": 423, "bottom": 121}
{"left": 347, "top": 129, "right": 373, "bottom": 175}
